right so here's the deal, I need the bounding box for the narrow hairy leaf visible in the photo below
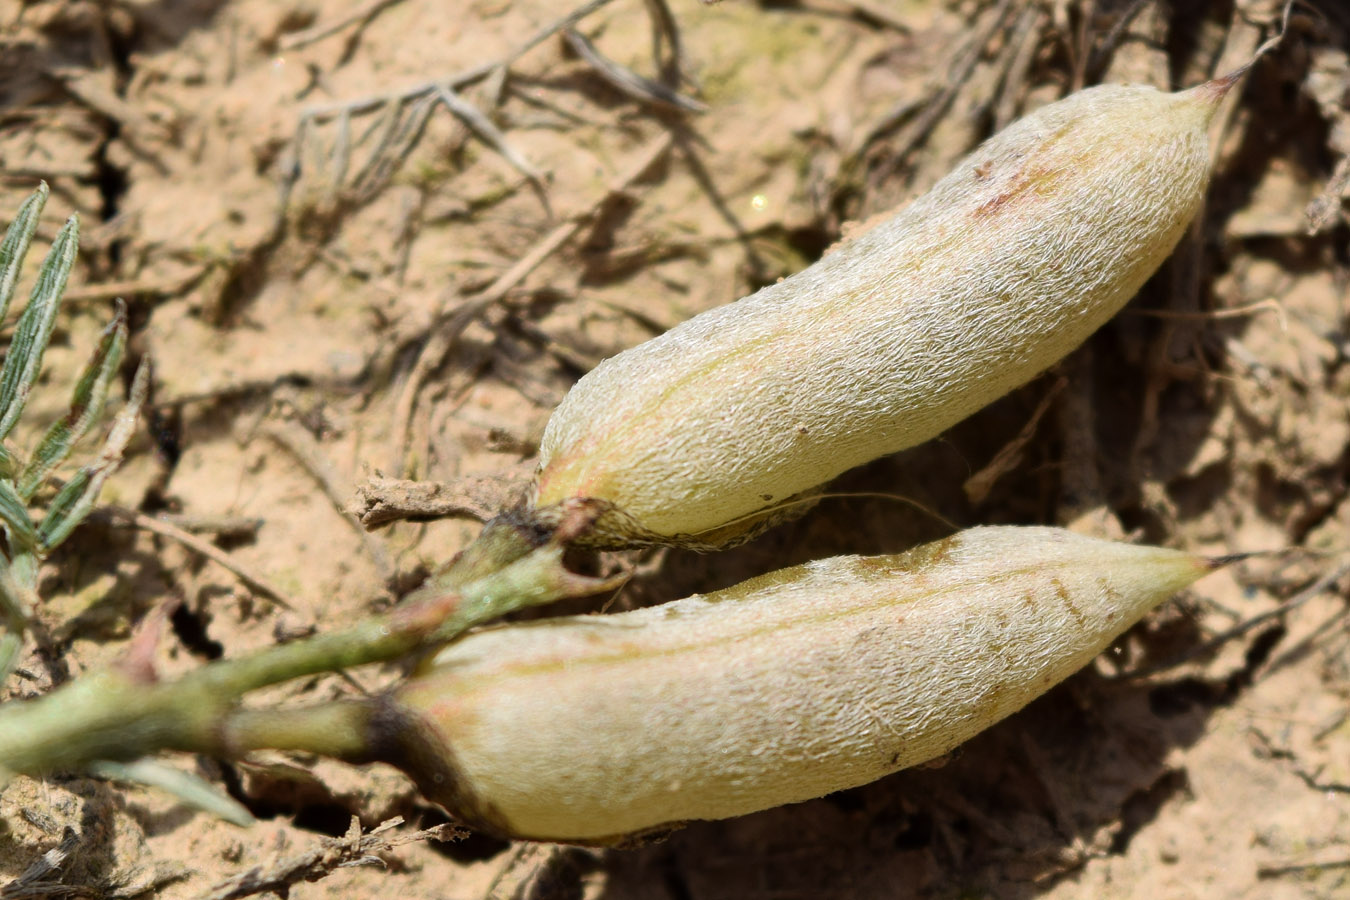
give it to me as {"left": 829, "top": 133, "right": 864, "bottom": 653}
{"left": 0, "top": 554, "right": 36, "bottom": 685}
{"left": 88, "top": 760, "right": 256, "bottom": 827}
{"left": 38, "top": 357, "right": 147, "bottom": 552}
{"left": 0, "top": 213, "right": 80, "bottom": 441}
{"left": 0, "top": 479, "right": 38, "bottom": 552}
{"left": 0, "top": 633, "right": 20, "bottom": 688}
{"left": 18, "top": 303, "right": 129, "bottom": 500}
{"left": 0, "top": 444, "right": 16, "bottom": 482}
{"left": 0, "top": 557, "right": 29, "bottom": 621}
{"left": 0, "top": 552, "right": 36, "bottom": 620}
{"left": 0, "top": 183, "right": 49, "bottom": 324}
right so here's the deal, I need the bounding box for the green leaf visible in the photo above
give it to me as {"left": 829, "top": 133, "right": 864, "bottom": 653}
{"left": 88, "top": 759, "right": 256, "bottom": 827}
{"left": 0, "top": 632, "right": 21, "bottom": 689}
{"left": 0, "top": 479, "right": 38, "bottom": 552}
{"left": 0, "top": 212, "right": 79, "bottom": 441}
{"left": 0, "top": 551, "right": 36, "bottom": 619}
{"left": 18, "top": 303, "right": 128, "bottom": 500}
{"left": 0, "top": 553, "right": 36, "bottom": 686}
{"left": 38, "top": 357, "right": 148, "bottom": 553}
{"left": 0, "top": 443, "right": 17, "bottom": 481}
{"left": 0, "top": 183, "right": 49, "bottom": 324}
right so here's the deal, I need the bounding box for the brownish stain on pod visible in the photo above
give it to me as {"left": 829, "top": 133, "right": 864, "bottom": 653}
{"left": 532, "top": 79, "right": 1234, "bottom": 547}
{"left": 385, "top": 526, "right": 1215, "bottom": 842}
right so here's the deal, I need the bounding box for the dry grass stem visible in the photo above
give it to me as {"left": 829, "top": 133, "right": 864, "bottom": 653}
{"left": 388, "top": 132, "right": 674, "bottom": 475}
{"left": 105, "top": 505, "right": 301, "bottom": 611}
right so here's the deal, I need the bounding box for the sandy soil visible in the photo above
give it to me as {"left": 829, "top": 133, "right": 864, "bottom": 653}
{"left": 2, "top": 0, "right": 1349, "bottom": 897}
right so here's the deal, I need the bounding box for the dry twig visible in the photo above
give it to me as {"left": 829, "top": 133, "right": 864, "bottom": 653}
{"left": 833, "top": 0, "right": 913, "bottom": 33}
{"left": 262, "top": 421, "right": 396, "bottom": 588}
{"left": 1258, "top": 857, "right": 1350, "bottom": 879}
{"left": 642, "top": 0, "right": 694, "bottom": 84}
{"left": 1306, "top": 153, "right": 1350, "bottom": 234}
{"left": 860, "top": 0, "right": 1020, "bottom": 154}
{"left": 103, "top": 505, "right": 301, "bottom": 610}
{"left": 206, "top": 817, "right": 462, "bottom": 900}
{"left": 351, "top": 472, "right": 531, "bottom": 528}
{"left": 295, "top": 0, "right": 619, "bottom": 125}
{"left": 1085, "top": 0, "right": 1156, "bottom": 82}
{"left": 993, "top": 3, "right": 1046, "bottom": 129}
{"left": 434, "top": 84, "right": 549, "bottom": 204}
{"left": 1127, "top": 555, "right": 1350, "bottom": 678}
{"left": 563, "top": 27, "right": 707, "bottom": 112}
{"left": 283, "top": 0, "right": 622, "bottom": 206}
{"left": 388, "top": 132, "right": 675, "bottom": 475}
{"left": 278, "top": 0, "right": 408, "bottom": 51}
{"left": 963, "top": 376, "right": 1065, "bottom": 505}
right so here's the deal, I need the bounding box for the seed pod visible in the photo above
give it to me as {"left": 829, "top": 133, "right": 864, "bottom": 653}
{"left": 369, "top": 526, "right": 1218, "bottom": 843}
{"left": 532, "top": 78, "right": 1236, "bottom": 547}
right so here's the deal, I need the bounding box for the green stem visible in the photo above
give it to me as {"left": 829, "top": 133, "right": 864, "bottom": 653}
{"left": 223, "top": 701, "right": 377, "bottom": 762}
{"left": 0, "top": 516, "right": 605, "bottom": 776}
{"left": 0, "top": 633, "right": 20, "bottom": 685}
{"left": 0, "top": 602, "right": 427, "bottom": 774}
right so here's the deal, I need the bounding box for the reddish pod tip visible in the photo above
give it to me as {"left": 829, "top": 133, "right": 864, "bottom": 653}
{"left": 1175, "top": 66, "right": 1248, "bottom": 124}
{"left": 1200, "top": 65, "right": 1250, "bottom": 102}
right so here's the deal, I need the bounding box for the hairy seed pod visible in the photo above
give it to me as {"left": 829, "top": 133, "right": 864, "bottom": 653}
{"left": 368, "top": 527, "right": 1218, "bottom": 843}
{"left": 532, "top": 78, "right": 1235, "bottom": 547}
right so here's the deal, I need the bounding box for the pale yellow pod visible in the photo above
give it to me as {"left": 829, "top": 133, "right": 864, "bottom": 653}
{"left": 381, "top": 526, "right": 1216, "bottom": 843}
{"left": 533, "top": 79, "right": 1233, "bottom": 547}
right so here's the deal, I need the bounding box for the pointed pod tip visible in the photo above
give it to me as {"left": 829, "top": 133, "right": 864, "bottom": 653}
{"left": 1172, "top": 66, "right": 1249, "bottom": 126}
{"left": 1191, "top": 0, "right": 1302, "bottom": 108}
{"left": 1205, "top": 550, "right": 1274, "bottom": 569}
{"left": 1210, "top": 65, "right": 1248, "bottom": 94}
{"left": 1190, "top": 65, "right": 1249, "bottom": 106}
